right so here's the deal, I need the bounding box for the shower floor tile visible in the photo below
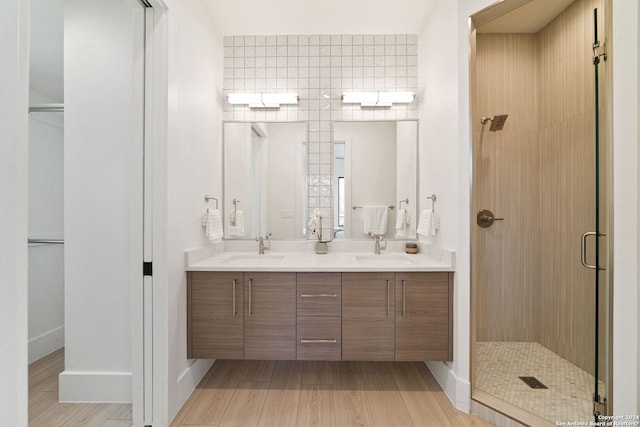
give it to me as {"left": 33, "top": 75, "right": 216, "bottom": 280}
{"left": 475, "top": 342, "right": 604, "bottom": 425}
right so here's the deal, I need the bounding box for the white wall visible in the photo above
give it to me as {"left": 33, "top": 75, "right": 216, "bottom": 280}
{"left": 418, "top": 0, "right": 640, "bottom": 415}
{"left": 62, "top": 0, "right": 144, "bottom": 402}
{"left": 419, "top": 0, "right": 470, "bottom": 411}
{"left": 224, "top": 122, "right": 253, "bottom": 237}
{"left": 0, "top": 0, "right": 29, "bottom": 424}
{"left": 164, "top": 0, "right": 223, "bottom": 423}
{"left": 612, "top": 0, "right": 640, "bottom": 414}
{"left": 267, "top": 122, "right": 307, "bottom": 239}
{"left": 396, "top": 121, "right": 417, "bottom": 238}
{"left": 28, "top": 98, "right": 65, "bottom": 363}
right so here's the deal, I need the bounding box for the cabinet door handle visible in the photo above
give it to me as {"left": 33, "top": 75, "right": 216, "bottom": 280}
{"left": 232, "top": 279, "right": 237, "bottom": 316}
{"left": 300, "top": 293, "right": 338, "bottom": 298}
{"left": 248, "top": 278, "right": 252, "bottom": 316}
{"left": 386, "top": 280, "right": 390, "bottom": 317}
{"left": 300, "top": 339, "right": 337, "bottom": 344}
{"left": 402, "top": 279, "right": 406, "bottom": 317}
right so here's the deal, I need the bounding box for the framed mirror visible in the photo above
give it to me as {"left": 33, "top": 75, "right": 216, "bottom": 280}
{"left": 333, "top": 120, "right": 418, "bottom": 240}
{"left": 223, "top": 121, "right": 307, "bottom": 240}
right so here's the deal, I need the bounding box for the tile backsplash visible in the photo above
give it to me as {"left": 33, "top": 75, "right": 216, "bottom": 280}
{"left": 223, "top": 34, "right": 419, "bottom": 239}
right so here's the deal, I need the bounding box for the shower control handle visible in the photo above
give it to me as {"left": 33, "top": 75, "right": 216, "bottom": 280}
{"left": 477, "top": 209, "right": 503, "bottom": 228}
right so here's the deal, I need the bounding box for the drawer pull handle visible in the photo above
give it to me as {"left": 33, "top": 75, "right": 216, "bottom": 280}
{"left": 248, "top": 279, "right": 252, "bottom": 316}
{"left": 402, "top": 279, "right": 406, "bottom": 317}
{"left": 300, "top": 339, "right": 337, "bottom": 344}
{"left": 232, "top": 279, "right": 237, "bottom": 316}
{"left": 386, "top": 280, "right": 390, "bottom": 316}
{"left": 300, "top": 293, "right": 338, "bottom": 298}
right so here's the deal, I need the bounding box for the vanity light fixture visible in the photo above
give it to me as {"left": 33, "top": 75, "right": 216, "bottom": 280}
{"left": 341, "top": 91, "right": 415, "bottom": 108}
{"left": 226, "top": 92, "right": 299, "bottom": 109}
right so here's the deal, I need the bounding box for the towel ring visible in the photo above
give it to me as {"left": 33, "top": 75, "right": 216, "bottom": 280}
{"left": 399, "top": 198, "right": 409, "bottom": 210}
{"left": 204, "top": 195, "right": 218, "bottom": 210}
{"left": 426, "top": 194, "right": 436, "bottom": 212}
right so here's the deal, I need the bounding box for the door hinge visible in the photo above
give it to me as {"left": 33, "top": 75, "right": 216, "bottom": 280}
{"left": 143, "top": 262, "right": 153, "bottom": 277}
{"left": 593, "top": 394, "right": 607, "bottom": 417}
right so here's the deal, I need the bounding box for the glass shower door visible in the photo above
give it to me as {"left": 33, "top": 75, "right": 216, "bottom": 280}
{"left": 582, "top": 6, "right": 609, "bottom": 418}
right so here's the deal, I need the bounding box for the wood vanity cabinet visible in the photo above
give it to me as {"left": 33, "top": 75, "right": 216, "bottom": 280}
{"left": 187, "top": 270, "right": 452, "bottom": 362}
{"left": 395, "top": 272, "right": 453, "bottom": 361}
{"left": 187, "top": 271, "right": 244, "bottom": 359}
{"left": 342, "top": 272, "right": 395, "bottom": 360}
{"left": 296, "top": 273, "right": 342, "bottom": 360}
{"left": 244, "top": 272, "right": 297, "bottom": 360}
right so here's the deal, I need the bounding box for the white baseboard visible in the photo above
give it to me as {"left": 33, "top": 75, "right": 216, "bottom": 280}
{"left": 59, "top": 370, "right": 132, "bottom": 402}
{"left": 29, "top": 325, "right": 64, "bottom": 363}
{"left": 426, "top": 361, "right": 471, "bottom": 413}
{"left": 171, "top": 358, "right": 214, "bottom": 421}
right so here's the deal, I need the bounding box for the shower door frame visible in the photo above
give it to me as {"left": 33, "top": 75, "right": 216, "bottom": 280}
{"left": 467, "top": 0, "right": 614, "bottom": 424}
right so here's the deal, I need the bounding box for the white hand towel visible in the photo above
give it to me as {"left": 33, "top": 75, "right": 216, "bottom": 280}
{"left": 395, "top": 209, "right": 410, "bottom": 230}
{"left": 430, "top": 210, "right": 440, "bottom": 235}
{"left": 417, "top": 209, "right": 431, "bottom": 237}
{"left": 363, "top": 206, "right": 388, "bottom": 235}
{"left": 395, "top": 209, "right": 414, "bottom": 238}
{"left": 417, "top": 209, "right": 439, "bottom": 237}
{"left": 228, "top": 210, "right": 245, "bottom": 237}
{"left": 202, "top": 209, "right": 224, "bottom": 241}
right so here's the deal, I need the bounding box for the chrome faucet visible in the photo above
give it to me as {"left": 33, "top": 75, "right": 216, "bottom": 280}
{"left": 256, "top": 233, "right": 271, "bottom": 254}
{"left": 369, "top": 233, "right": 387, "bottom": 254}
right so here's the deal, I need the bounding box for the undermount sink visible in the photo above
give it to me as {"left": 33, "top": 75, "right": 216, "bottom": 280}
{"left": 354, "top": 254, "right": 416, "bottom": 265}
{"left": 224, "top": 254, "right": 285, "bottom": 264}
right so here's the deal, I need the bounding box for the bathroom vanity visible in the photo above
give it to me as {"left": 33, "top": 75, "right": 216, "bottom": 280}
{"left": 186, "top": 249, "right": 453, "bottom": 362}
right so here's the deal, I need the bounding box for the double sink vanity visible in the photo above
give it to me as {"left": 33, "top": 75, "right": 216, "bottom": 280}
{"left": 187, "top": 119, "right": 453, "bottom": 362}
{"left": 185, "top": 241, "right": 455, "bottom": 362}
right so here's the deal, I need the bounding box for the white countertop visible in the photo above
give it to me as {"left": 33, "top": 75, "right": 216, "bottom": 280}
{"left": 186, "top": 250, "right": 454, "bottom": 272}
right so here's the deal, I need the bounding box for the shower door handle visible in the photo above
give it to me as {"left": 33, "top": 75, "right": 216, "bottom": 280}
{"left": 581, "top": 231, "right": 606, "bottom": 270}
{"left": 477, "top": 209, "right": 504, "bottom": 228}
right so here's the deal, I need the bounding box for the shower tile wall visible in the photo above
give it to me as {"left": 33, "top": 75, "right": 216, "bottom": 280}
{"left": 474, "top": 0, "right": 606, "bottom": 377}
{"left": 223, "top": 34, "right": 419, "bottom": 237}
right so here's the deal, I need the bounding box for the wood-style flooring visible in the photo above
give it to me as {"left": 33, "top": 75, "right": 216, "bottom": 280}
{"left": 171, "top": 359, "right": 494, "bottom": 427}
{"left": 29, "top": 350, "right": 493, "bottom": 426}
{"left": 29, "top": 348, "right": 132, "bottom": 427}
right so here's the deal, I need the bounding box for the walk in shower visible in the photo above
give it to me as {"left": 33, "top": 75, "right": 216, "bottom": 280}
{"left": 470, "top": 0, "right": 611, "bottom": 425}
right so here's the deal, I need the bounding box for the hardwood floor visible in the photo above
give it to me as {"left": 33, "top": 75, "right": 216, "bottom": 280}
{"left": 171, "top": 360, "right": 494, "bottom": 427}
{"left": 29, "top": 349, "right": 132, "bottom": 427}
{"left": 29, "top": 350, "right": 492, "bottom": 426}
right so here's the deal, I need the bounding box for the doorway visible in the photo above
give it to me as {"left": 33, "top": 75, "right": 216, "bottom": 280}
{"left": 27, "top": 0, "right": 156, "bottom": 426}
{"left": 470, "top": 0, "right": 612, "bottom": 424}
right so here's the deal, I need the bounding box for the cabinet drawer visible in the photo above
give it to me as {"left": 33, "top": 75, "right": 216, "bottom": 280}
{"left": 297, "top": 273, "right": 341, "bottom": 317}
{"left": 297, "top": 316, "right": 341, "bottom": 360}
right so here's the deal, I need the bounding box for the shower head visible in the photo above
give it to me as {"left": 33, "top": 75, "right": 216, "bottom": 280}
{"left": 481, "top": 114, "right": 509, "bottom": 131}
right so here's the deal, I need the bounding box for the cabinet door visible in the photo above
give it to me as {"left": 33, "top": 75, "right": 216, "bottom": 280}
{"left": 188, "top": 271, "right": 244, "bottom": 359}
{"left": 342, "top": 272, "right": 395, "bottom": 360}
{"left": 395, "top": 272, "right": 452, "bottom": 361}
{"left": 244, "top": 272, "right": 296, "bottom": 360}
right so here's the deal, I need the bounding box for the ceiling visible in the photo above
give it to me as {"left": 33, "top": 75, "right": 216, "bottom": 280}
{"left": 476, "top": 0, "right": 576, "bottom": 33}
{"left": 28, "top": 0, "right": 576, "bottom": 103}
{"left": 201, "top": 0, "right": 436, "bottom": 35}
